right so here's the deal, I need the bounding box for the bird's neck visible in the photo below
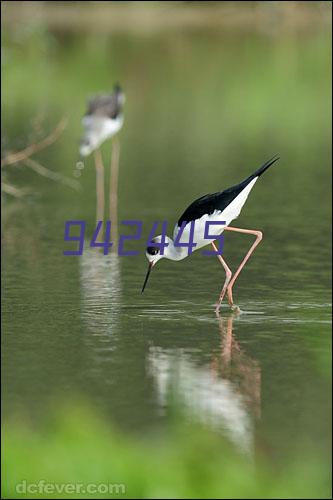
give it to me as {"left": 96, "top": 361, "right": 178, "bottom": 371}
{"left": 164, "top": 240, "right": 188, "bottom": 261}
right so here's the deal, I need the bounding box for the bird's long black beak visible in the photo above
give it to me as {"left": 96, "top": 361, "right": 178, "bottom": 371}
{"left": 141, "top": 262, "right": 154, "bottom": 294}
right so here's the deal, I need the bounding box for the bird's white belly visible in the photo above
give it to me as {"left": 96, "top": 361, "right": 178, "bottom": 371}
{"left": 80, "top": 115, "right": 124, "bottom": 156}
{"left": 173, "top": 215, "right": 226, "bottom": 252}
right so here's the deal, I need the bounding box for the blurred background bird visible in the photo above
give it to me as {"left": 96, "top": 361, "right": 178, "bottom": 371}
{"left": 79, "top": 83, "right": 125, "bottom": 234}
{"left": 79, "top": 83, "right": 125, "bottom": 158}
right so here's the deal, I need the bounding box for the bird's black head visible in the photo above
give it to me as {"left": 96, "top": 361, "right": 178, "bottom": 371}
{"left": 146, "top": 246, "right": 159, "bottom": 257}
{"left": 79, "top": 136, "right": 93, "bottom": 157}
{"left": 142, "top": 237, "right": 169, "bottom": 293}
{"left": 141, "top": 246, "right": 160, "bottom": 293}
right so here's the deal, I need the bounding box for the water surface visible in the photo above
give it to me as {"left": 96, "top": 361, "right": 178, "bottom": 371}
{"left": 2, "top": 27, "right": 331, "bottom": 470}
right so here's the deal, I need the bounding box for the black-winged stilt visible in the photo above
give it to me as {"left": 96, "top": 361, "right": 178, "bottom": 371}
{"left": 79, "top": 83, "right": 125, "bottom": 230}
{"left": 79, "top": 83, "right": 125, "bottom": 157}
{"left": 141, "top": 155, "right": 279, "bottom": 313}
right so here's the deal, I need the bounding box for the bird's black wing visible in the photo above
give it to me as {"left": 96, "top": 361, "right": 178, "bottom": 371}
{"left": 177, "top": 188, "right": 241, "bottom": 227}
{"left": 177, "top": 155, "right": 279, "bottom": 227}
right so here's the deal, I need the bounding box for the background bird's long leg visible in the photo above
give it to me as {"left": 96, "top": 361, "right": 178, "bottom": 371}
{"left": 109, "top": 135, "right": 120, "bottom": 250}
{"left": 211, "top": 242, "right": 232, "bottom": 315}
{"left": 94, "top": 148, "right": 105, "bottom": 235}
{"left": 223, "top": 226, "right": 263, "bottom": 306}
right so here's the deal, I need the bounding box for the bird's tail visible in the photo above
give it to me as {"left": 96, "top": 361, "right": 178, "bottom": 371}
{"left": 230, "top": 155, "right": 279, "bottom": 195}
{"left": 249, "top": 154, "right": 280, "bottom": 180}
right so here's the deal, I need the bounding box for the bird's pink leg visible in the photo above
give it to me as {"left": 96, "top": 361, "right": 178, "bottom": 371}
{"left": 109, "top": 135, "right": 120, "bottom": 247}
{"left": 223, "top": 226, "right": 263, "bottom": 307}
{"left": 211, "top": 242, "right": 232, "bottom": 315}
{"left": 94, "top": 148, "right": 105, "bottom": 227}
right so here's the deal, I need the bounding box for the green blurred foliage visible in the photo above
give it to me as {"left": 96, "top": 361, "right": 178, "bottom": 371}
{"left": 2, "top": 402, "right": 332, "bottom": 499}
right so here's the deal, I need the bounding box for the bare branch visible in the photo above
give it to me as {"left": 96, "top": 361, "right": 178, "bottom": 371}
{"left": 1, "top": 182, "right": 29, "bottom": 198}
{"left": 1, "top": 116, "right": 68, "bottom": 168}
{"left": 23, "top": 157, "right": 81, "bottom": 191}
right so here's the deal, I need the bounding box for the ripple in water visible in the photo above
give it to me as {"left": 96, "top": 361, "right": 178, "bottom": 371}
{"left": 74, "top": 160, "right": 85, "bottom": 177}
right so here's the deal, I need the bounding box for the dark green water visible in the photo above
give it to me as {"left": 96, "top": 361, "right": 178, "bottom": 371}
{"left": 2, "top": 27, "right": 332, "bottom": 468}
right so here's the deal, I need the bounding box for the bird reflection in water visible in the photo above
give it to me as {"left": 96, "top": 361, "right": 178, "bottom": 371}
{"left": 79, "top": 246, "right": 122, "bottom": 374}
{"left": 147, "top": 313, "right": 261, "bottom": 456}
{"left": 212, "top": 314, "right": 261, "bottom": 420}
